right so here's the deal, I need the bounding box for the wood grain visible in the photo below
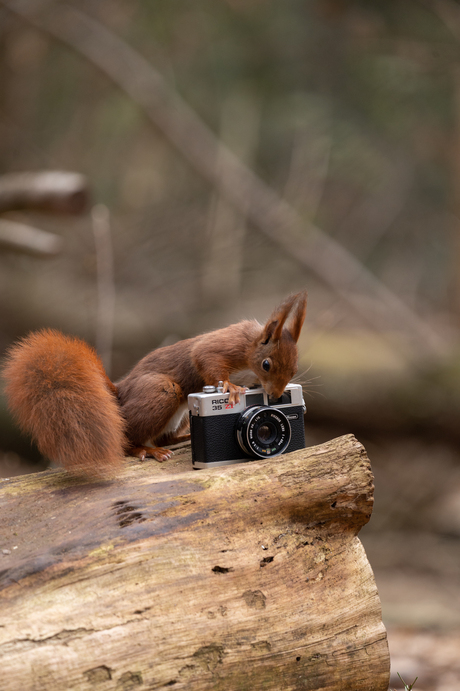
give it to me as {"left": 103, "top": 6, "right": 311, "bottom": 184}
{"left": 0, "top": 435, "right": 390, "bottom": 690}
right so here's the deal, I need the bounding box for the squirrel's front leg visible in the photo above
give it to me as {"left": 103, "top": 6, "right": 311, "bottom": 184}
{"left": 129, "top": 444, "right": 173, "bottom": 463}
{"left": 191, "top": 348, "right": 248, "bottom": 404}
{"left": 222, "top": 380, "right": 247, "bottom": 405}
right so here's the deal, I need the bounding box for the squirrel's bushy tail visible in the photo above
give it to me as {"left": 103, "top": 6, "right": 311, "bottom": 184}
{"left": 2, "top": 329, "right": 126, "bottom": 477}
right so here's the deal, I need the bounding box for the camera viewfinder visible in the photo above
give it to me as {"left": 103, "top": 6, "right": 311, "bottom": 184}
{"left": 268, "top": 391, "right": 292, "bottom": 406}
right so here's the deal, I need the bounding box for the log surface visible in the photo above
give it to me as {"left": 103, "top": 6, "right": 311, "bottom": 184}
{"left": 0, "top": 434, "right": 390, "bottom": 690}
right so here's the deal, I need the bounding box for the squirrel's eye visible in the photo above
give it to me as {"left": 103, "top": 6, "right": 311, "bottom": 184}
{"left": 262, "top": 359, "right": 271, "bottom": 372}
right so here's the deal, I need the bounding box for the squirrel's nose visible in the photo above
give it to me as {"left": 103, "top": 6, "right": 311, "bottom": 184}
{"left": 266, "top": 385, "right": 285, "bottom": 398}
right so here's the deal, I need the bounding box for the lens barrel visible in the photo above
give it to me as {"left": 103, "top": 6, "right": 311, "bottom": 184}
{"left": 236, "top": 406, "right": 291, "bottom": 458}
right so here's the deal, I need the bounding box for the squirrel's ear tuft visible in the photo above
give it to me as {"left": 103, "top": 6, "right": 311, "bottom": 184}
{"left": 287, "top": 291, "right": 307, "bottom": 343}
{"left": 261, "top": 292, "right": 306, "bottom": 344}
{"left": 260, "top": 319, "right": 278, "bottom": 345}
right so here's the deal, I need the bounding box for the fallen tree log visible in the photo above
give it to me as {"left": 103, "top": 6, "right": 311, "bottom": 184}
{"left": 0, "top": 434, "right": 389, "bottom": 691}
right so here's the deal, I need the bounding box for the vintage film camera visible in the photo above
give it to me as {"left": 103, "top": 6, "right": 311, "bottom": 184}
{"left": 188, "top": 382, "right": 306, "bottom": 468}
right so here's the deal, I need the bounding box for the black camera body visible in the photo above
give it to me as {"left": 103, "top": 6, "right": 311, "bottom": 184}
{"left": 188, "top": 382, "right": 305, "bottom": 468}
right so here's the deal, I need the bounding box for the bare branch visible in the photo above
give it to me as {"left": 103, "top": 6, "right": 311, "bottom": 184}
{"left": 0, "top": 218, "right": 63, "bottom": 256}
{"left": 202, "top": 90, "right": 260, "bottom": 304}
{"left": 335, "top": 159, "right": 413, "bottom": 261}
{"left": 91, "top": 204, "right": 115, "bottom": 377}
{"left": 0, "top": 171, "right": 90, "bottom": 215}
{"left": 427, "top": 0, "right": 460, "bottom": 41}
{"left": 283, "top": 127, "right": 332, "bottom": 221}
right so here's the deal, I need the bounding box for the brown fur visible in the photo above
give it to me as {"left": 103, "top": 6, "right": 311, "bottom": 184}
{"left": 2, "top": 292, "right": 307, "bottom": 475}
{"left": 2, "top": 330, "right": 125, "bottom": 477}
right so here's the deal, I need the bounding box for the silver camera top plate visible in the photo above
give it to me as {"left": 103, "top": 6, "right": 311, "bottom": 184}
{"left": 188, "top": 382, "right": 305, "bottom": 417}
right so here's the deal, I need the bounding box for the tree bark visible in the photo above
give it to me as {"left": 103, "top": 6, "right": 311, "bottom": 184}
{"left": 0, "top": 435, "right": 389, "bottom": 691}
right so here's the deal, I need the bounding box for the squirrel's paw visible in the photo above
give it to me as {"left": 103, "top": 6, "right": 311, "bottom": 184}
{"left": 222, "top": 381, "right": 247, "bottom": 405}
{"left": 150, "top": 447, "right": 173, "bottom": 463}
{"left": 130, "top": 445, "right": 173, "bottom": 463}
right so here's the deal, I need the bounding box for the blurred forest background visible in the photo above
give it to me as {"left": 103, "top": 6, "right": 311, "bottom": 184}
{"left": 1, "top": 0, "right": 460, "bottom": 688}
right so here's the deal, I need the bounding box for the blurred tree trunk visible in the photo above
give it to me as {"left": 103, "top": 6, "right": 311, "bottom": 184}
{"left": 451, "top": 65, "right": 460, "bottom": 316}
{"left": 201, "top": 89, "right": 259, "bottom": 306}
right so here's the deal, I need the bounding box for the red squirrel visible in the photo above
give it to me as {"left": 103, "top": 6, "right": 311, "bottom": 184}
{"left": 2, "top": 291, "right": 307, "bottom": 476}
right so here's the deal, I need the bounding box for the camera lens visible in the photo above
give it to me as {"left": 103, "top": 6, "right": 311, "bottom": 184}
{"left": 256, "top": 423, "right": 277, "bottom": 445}
{"left": 236, "top": 406, "right": 291, "bottom": 458}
